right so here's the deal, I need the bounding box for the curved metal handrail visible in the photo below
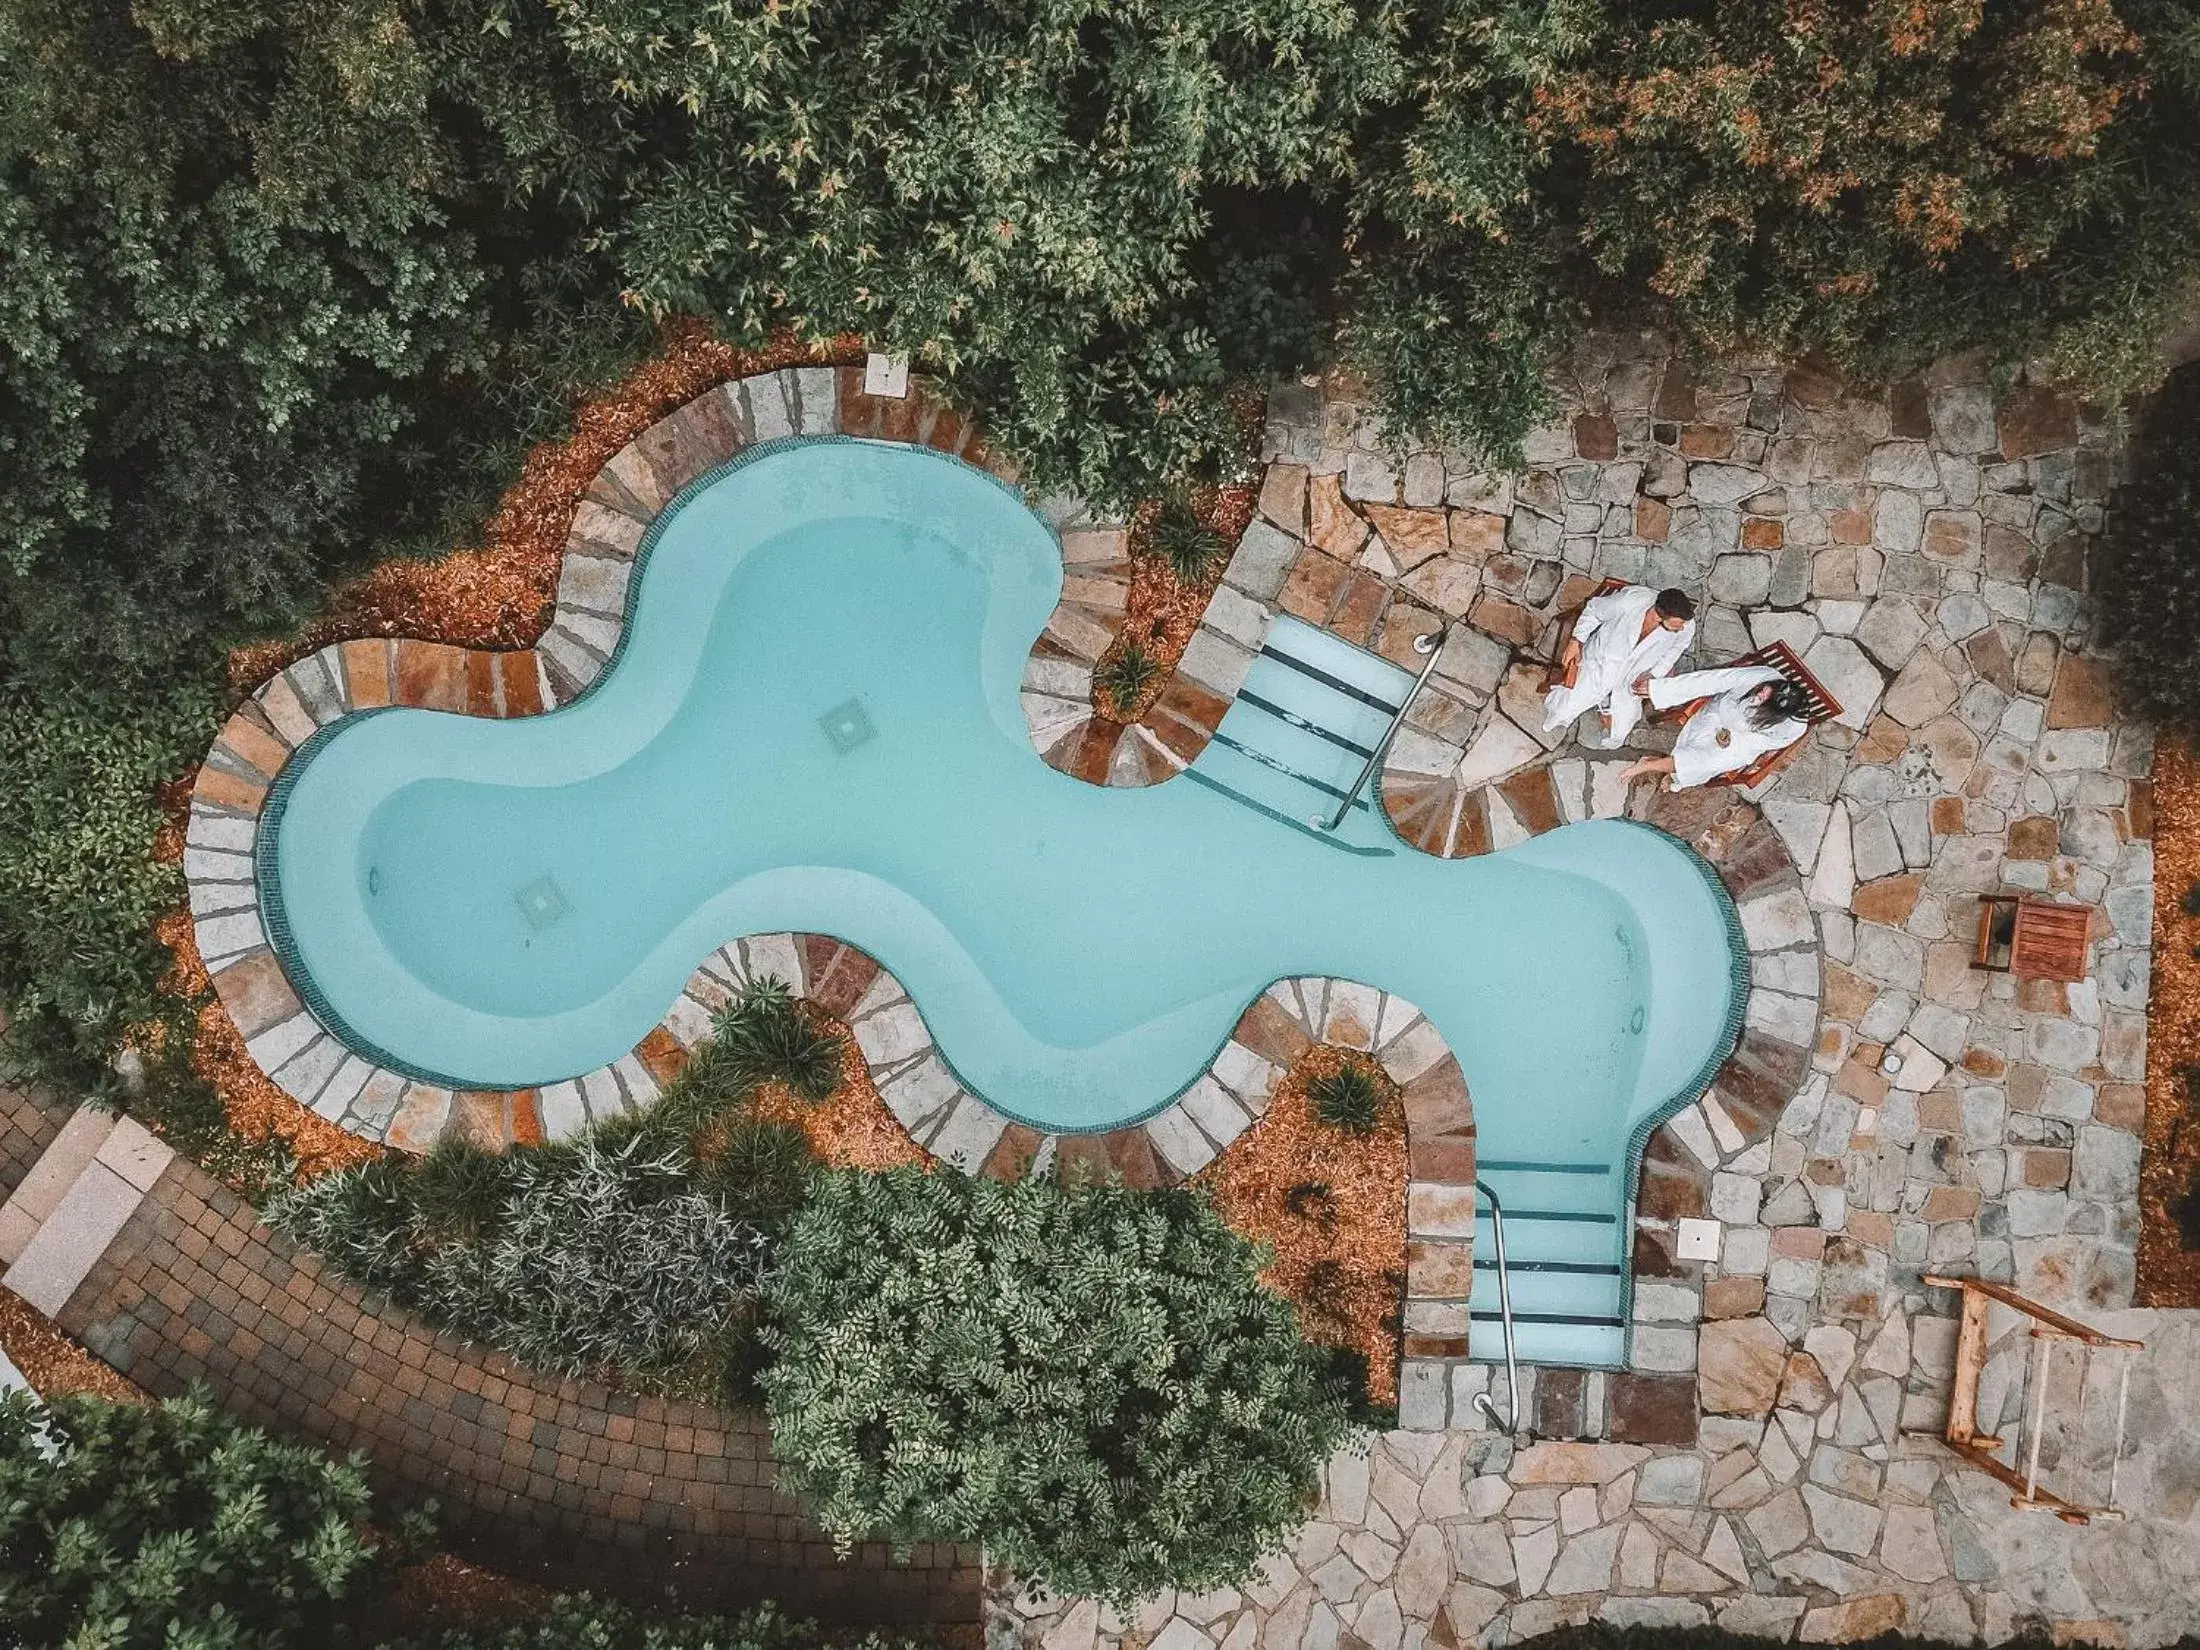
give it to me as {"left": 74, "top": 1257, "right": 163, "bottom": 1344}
{"left": 1314, "top": 626, "right": 1446, "bottom": 832}
{"left": 1471, "top": 1178, "right": 1522, "bottom": 1436}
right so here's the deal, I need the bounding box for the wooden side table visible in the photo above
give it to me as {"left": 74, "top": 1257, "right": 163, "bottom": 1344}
{"left": 1973, "top": 895, "right": 2092, "bottom": 982}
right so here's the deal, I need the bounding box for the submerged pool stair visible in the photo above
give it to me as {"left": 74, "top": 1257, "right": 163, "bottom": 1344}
{"left": 1469, "top": 1158, "right": 1628, "bottom": 1370}
{"left": 1189, "top": 619, "right": 1415, "bottom": 842}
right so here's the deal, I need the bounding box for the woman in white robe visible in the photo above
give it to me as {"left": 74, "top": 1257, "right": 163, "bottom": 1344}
{"left": 1542, "top": 584, "right": 1697, "bottom": 746}
{"left": 1623, "top": 665, "right": 1815, "bottom": 789}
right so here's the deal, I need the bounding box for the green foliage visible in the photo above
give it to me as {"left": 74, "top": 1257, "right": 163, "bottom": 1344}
{"left": 0, "top": 686, "right": 212, "bottom": 1078}
{"left": 0, "top": 1386, "right": 379, "bottom": 1650}
{"left": 266, "top": 1133, "right": 770, "bottom": 1387}
{"left": 391, "top": 1596, "right": 926, "bottom": 1650}
{"left": 2097, "top": 361, "right": 2200, "bottom": 732}
{"left": 1309, "top": 1064, "right": 1383, "bottom": 1135}
{"left": 559, "top": 0, "right": 1409, "bottom": 507}
{"left": 1093, "top": 642, "right": 1161, "bottom": 715}
{"left": 267, "top": 988, "right": 822, "bottom": 1395}
{"left": 1521, "top": 0, "right": 2200, "bottom": 405}
{"left": 1147, "top": 499, "right": 1227, "bottom": 584}
{"left": 758, "top": 1167, "right": 1357, "bottom": 1604}
{"left": 702, "top": 977, "right": 843, "bottom": 1106}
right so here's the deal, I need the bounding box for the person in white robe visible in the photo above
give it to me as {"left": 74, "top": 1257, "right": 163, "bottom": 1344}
{"left": 1542, "top": 584, "right": 1697, "bottom": 746}
{"left": 1622, "top": 665, "right": 1815, "bottom": 789}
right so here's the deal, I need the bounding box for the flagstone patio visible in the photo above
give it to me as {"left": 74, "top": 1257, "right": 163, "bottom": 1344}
{"left": 997, "top": 343, "right": 2175, "bottom": 1647}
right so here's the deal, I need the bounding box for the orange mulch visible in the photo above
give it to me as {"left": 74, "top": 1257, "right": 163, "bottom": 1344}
{"left": 743, "top": 1013, "right": 927, "bottom": 1174}
{"left": 1202, "top": 1045, "right": 1407, "bottom": 1404}
{"left": 2139, "top": 736, "right": 2200, "bottom": 1306}
{"left": 1096, "top": 481, "right": 1257, "bottom": 721}
{"left": 0, "top": 1285, "right": 145, "bottom": 1404}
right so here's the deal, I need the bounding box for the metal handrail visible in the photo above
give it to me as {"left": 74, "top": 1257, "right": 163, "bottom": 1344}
{"left": 1314, "top": 626, "right": 1446, "bottom": 832}
{"left": 1472, "top": 1178, "right": 1522, "bottom": 1436}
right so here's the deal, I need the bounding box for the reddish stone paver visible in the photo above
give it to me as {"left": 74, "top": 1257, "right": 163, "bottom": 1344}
{"left": 50, "top": 1147, "right": 979, "bottom": 1628}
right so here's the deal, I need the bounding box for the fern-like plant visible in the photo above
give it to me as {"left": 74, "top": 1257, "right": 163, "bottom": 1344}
{"left": 1148, "top": 498, "right": 1224, "bottom": 583}
{"left": 1309, "top": 1063, "right": 1383, "bottom": 1134}
{"left": 1093, "top": 642, "right": 1160, "bottom": 715}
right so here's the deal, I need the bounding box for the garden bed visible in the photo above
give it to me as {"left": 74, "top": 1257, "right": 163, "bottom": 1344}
{"left": 2139, "top": 735, "right": 2200, "bottom": 1306}
{"left": 1201, "top": 1044, "right": 1407, "bottom": 1405}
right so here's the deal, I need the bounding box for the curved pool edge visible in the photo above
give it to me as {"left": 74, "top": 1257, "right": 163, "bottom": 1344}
{"left": 180, "top": 364, "right": 1822, "bottom": 1391}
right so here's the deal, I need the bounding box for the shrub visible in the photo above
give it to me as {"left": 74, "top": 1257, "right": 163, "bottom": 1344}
{"left": 758, "top": 1167, "right": 1357, "bottom": 1604}
{"left": 1309, "top": 1064, "right": 1384, "bottom": 1135}
{"left": 0, "top": 1386, "right": 379, "bottom": 1649}
{"left": 2096, "top": 361, "right": 2200, "bottom": 732}
{"left": 1093, "top": 642, "right": 1161, "bottom": 717}
{"left": 391, "top": 1596, "right": 927, "bottom": 1650}
{"left": 265, "top": 989, "right": 825, "bottom": 1393}
{"left": 267, "top": 1133, "right": 770, "bottom": 1387}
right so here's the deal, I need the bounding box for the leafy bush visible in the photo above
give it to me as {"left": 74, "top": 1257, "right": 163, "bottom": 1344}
{"left": 0, "top": 685, "right": 215, "bottom": 1082}
{"left": 758, "top": 1167, "right": 1357, "bottom": 1604}
{"left": 266, "top": 987, "right": 818, "bottom": 1394}
{"left": 392, "top": 1596, "right": 927, "bottom": 1650}
{"left": 267, "top": 1133, "right": 770, "bottom": 1388}
{"left": 0, "top": 1386, "right": 379, "bottom": 1649}
{"left": 1309, "top": 1065, "right": 1384, "bottom": 1135}
{"left": 2096, "top": 361, "right": 2200, "bottom": 731}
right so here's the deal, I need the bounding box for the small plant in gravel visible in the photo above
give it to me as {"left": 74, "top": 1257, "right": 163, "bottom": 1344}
{"left": 759, "top": 1167, "right": 1356, "bottom": 1604}
{"left": 703, "top": 976, "right": 843, "bottom": 1103}
{"left": 1283, "top": 1179, "right": 1336, "bottom": 1226}
{"left": 1309, "top": 1063, "right": 1384, "bottom": 1134}
{"left": 0, "top": 1385, "right": 380, "bottom": 1649}
{"left": 1094, "top": 641, "right": 1161, "bottom": 716}
{"left": 1147, "top": 497, "right": 1225, "bottom": 584}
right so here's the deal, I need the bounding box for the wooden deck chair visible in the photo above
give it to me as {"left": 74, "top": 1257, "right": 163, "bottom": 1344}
{"left": 1656, "top": 639, "right": 1842, "bottom": 789}
{"left": 1539, "top": 577, "right": 1630, "bottom": 693}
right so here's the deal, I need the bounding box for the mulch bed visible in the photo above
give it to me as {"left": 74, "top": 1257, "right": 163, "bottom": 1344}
{"left": 1201, "top": 1045, "right": 1408, "bottom": 1405}
{"left": 2139, "top": 736, "right": 2200, "bottom": 1306}
{"left": 0, "top": 1284, "right": 145, "bottom": 1404}
{"left": 1097, "top": 482, "right": 1257, "bottom": 720}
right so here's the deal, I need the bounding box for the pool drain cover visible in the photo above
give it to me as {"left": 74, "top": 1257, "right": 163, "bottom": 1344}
{"left": 514, "top": 875, "right": 572, "bottom": 931}
{"left": 819, "top": 698, "right": 876, "bottom": 754}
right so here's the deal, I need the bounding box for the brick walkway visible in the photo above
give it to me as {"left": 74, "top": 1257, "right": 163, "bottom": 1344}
{"left": 46, "top": 1142, "right": 979, "bottom": 1627}
{"left": 0, "top": 1081, "right": 70, "bottom": 1199}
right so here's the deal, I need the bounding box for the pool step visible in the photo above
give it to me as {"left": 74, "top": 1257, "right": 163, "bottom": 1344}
{"left": 1467, "top": 1158, "right": 1629, "bottom": 1370}
{"left": 1192, "top": 618, "right": 1412, "bottom": 835}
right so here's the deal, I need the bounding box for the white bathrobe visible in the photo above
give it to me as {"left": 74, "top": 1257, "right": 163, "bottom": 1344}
{"left": 1647, "top": 665, "right": 1809, "bottom": 789}
{"left": 1541, "top": 584, "right": 1696, "bottom": 744}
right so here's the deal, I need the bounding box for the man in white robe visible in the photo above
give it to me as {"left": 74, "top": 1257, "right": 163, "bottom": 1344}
{"left": 1542, "top": 584, "right": 1698, "bottom": 745}
{"left": 1623, "top": 664, "right": 1814, "bottom": 789}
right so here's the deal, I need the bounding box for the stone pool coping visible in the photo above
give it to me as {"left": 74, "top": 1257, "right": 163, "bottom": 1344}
{"left": 185, "top": 367, "right": 1816, "bottom": 1391}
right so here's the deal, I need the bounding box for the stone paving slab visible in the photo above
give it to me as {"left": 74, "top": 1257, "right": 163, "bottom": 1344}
{"left": 5, "top": 1157, "right": 147, "bottom": 1318}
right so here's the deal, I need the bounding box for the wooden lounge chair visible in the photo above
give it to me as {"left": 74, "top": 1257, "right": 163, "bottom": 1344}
{"left": 1655, "top": 639, "right": 1842, "bottom": 790}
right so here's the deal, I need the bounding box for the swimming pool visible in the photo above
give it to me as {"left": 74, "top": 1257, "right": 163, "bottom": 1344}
{"left": 266, "top": 440, "right": 1741, "bottom": 1165}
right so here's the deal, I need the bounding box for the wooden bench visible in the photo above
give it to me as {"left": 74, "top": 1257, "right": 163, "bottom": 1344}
{"left": 1655, "top": 639, "right": 1842, "bottom": 789}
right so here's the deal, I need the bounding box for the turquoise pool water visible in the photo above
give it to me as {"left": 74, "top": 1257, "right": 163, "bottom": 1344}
{"left": 269, "top": 440, "right": 1741, "bottom": 1155}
